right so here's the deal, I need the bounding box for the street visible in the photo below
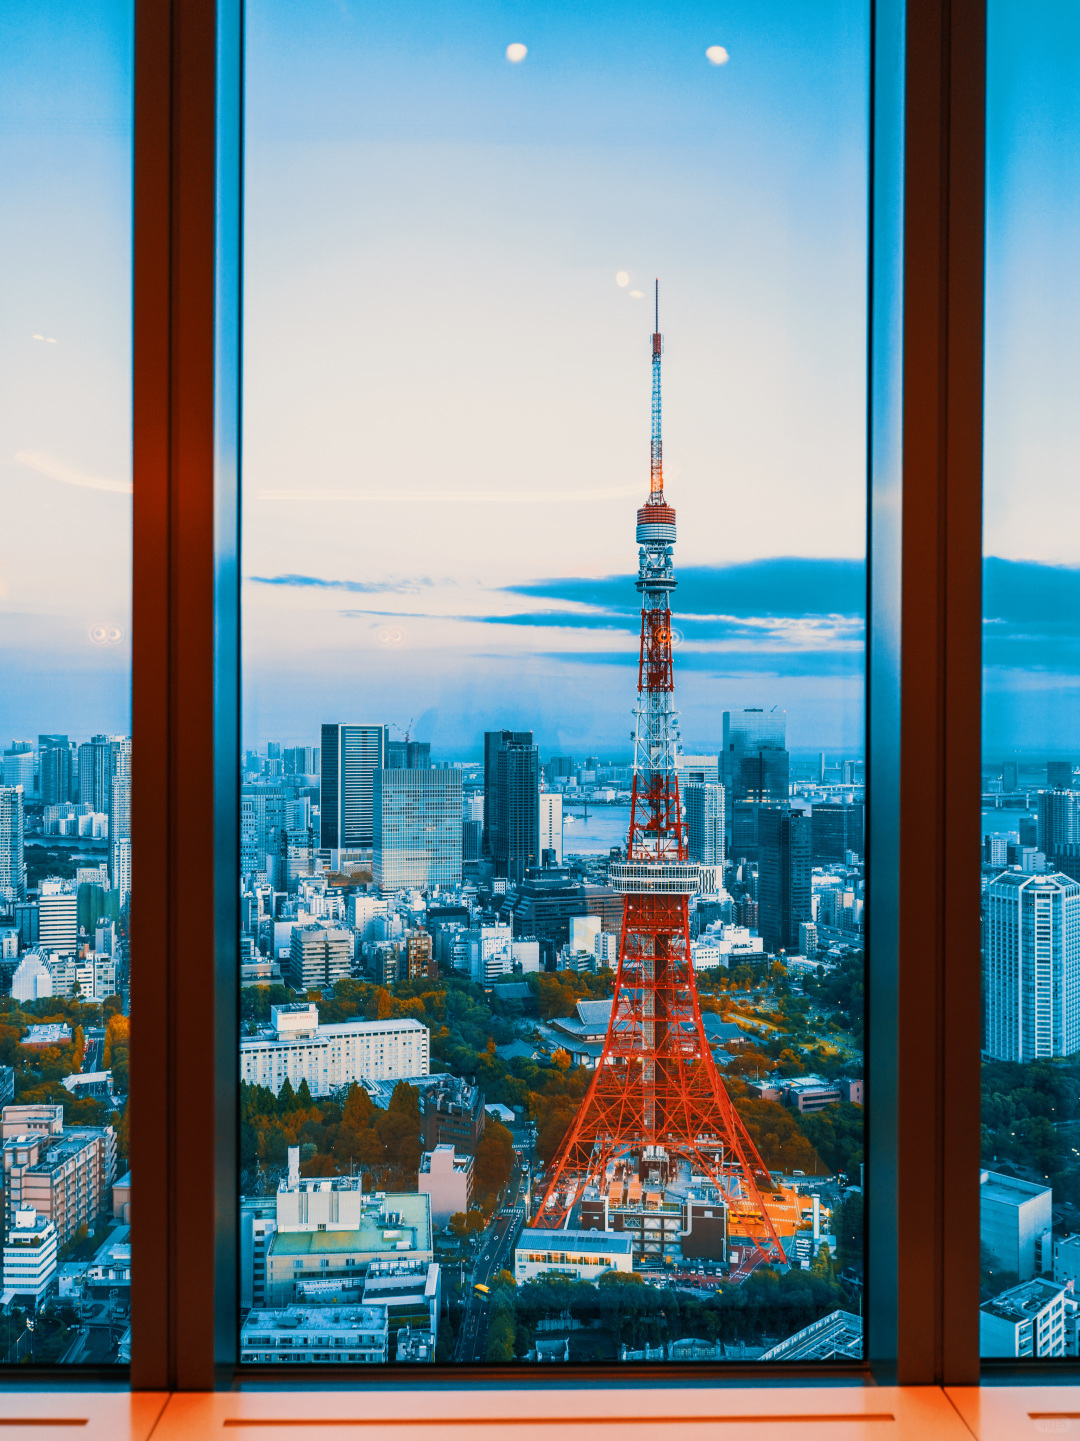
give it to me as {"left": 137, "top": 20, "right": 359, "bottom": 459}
{"left": 453, "top": 1206, "right": 524, "bottom": 1363}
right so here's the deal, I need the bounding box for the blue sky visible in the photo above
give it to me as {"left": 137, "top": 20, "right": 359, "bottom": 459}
{"left": 3, "top": 2, "right": 1079, "bottom": 761}
{"left": 241, "top": 0, "right": 870, "bottom": 756}
{"left": 982, "top": 0, "right": 1080, "bottom": 755}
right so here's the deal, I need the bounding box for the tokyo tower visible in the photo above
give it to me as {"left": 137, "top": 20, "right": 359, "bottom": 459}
{"left": 531, "top": 283, "right": 788, "bottom": 1280}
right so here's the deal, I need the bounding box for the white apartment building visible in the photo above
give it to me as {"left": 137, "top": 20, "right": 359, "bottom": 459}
{"left": 985, "top": 870, "right": 1080, "bottom": 1061}
{"left": 38, "top": 882, "right": 77, "bottom": 954}
{"left": 74, "top": 955, "right": 118, "bottom": 1002}
{"left": 980, "top": 1278, "right": 1069, "bottom": 1358}
{"left": 539, "top": 792, "right": 563, "bottom": 864}
{"left": 2, "top": 1206, "right": 58, "bottom": 1306}
{"left": 240, "top": 1003, "right": 429, "bottom": 1097}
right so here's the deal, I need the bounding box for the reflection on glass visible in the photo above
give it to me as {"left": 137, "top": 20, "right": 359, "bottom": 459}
{"left": 0, "top": 1, "right": 133, "bottom": 1367}
{"left": 979, "top": 0, "right": 1080, "bottom": 1361}
{"left": 240, "top": 0, "right": 867, "bottom": 1366}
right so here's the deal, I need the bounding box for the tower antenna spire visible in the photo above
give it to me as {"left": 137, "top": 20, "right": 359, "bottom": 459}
{"left": 650, "top": 278, "right": 663, "bottom": 498}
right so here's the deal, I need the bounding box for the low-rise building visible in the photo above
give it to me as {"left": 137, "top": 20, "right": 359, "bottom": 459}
{"left": 287, "top": 925, "right": 353, "bottom": 991}
{"left": 2, "top": 1122, "right": 117, "bottom": 1246}
{"left": 359, "top": 1072, "right": 486, "bottom": 1156}
{"left": 362, "top": 1257, "right": 440, "bottom": 1345}
{"left": 981, "top": 1170, "right": 1053, "bottom": 1282}
{"left": 418, "top": 1145, "right": 472, "bottom": 1226}
{"left": 1, "top": 1105, "right": 64, "bottom": 1141}
{"left": 980, "top": 1278, "right": 1069, "bottom": 1358}
{"left": 2, "top": 1206, "right": 58, "bottom": 1307}
{"left": 263, "top": 1192, "right": 432, "bottom": 1306}
{"left": 513, "top": 1228, "right": 634, "bottom": 1284}
{"left": 240, "top": 1305, "right": 389, "bottom": 1364}
{"left": 240, "top": 1003, "right": 429, "bottom": 1098}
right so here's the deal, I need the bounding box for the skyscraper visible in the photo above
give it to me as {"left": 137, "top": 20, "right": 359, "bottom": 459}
{"left": 1047, "top": 761, "right": 1074, "bottom": 790}
{"left": 494, "top": 737, "right": 540, "bottom": 883}
{"left": 387, "top": 739, "right": 431, "bottom": 770}
{"left": 373, "top": 768, "right": 462, "bottom": 891}
{"left": 722, "top": 708, "right": 786, "bottom": 784}
{"left": 985, "top": 871, "right": 1080, "bottom": 1061}
{"left": 38, "top": 735, "right": 73, "bottom": 806}
{"left": 241, "top": 783, "right": 286, "bottom": 877}
{"left": 483, "top": 729, "right": 533, "bottom": 860}
{"left": 811, "top": 802, "right": 865, "bottom": 863}
{"left": 0, "top": 785, "right": 25, "bottom": 904}
{"left": 1037, "top": 790, "right": 1080, "bottom": 855}
{"left": 539, "top": 792, "right": 563, "bottom": 865}
{"left": 685, "top": 782, "right": 725, "bottom": 865}
{"left": 319, "top": 723, "right": 389, "bottom": 852}
{"left": 757, "top": 807, "right": 812, "bottom": 952}
{"left": 108, "top": 737, "right": 132, "bottom": 907}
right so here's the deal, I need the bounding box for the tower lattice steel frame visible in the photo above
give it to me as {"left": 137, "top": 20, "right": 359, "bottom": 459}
{"left": 532, "top": 284, "right": 787, "bottom": 1280}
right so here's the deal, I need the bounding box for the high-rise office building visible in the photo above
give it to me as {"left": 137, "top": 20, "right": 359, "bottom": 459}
{"left": 108, "top": 737, "right": 132, "bottom": 907}
{"left": 985, "top": 871, "right": 1080, "bottom": 1061}
{"left": 483, "top": 729, "right": 533, "bottom": 861}
{"left": 77, "top": 735, "right": 116, "bottom": 815}
{"left": 1048, "top": 761, "right": 1074, "bottom": 790}
{"left": 241, "top": 783, "right": 287, "bottom": 877}
{"left": 548, "top": 755, "right": 575, "bottom": 780}
{"left": 2, "top": 746, "right": 34, "bottom": 794}
{"left": 685, "top": 783, "right": 725, "bottom": 865}
{"left": 1002, "top": 760, "right": 1019, "bottom": 792}
{"left": 462, "top": 818, "right": 482, "bottom": 862}
{"left": 38, "top": 736, "right": 73, "bottom": 807}
{"left": 319, "top": 724, "right": 389, "bottom": 852}
{"left": 0, "top": 786, "right": 25, "bottom": 904}
{"left": 757, "top": 807, "right": 812, "bottom": 953}
{"left": 1037, "top": 790, "right": 1080, "bottom": 855}
{"left": 283, "top": 745, "right": 315, "bottom": 776}
{"left": 738, "top": 747, "right": 790, "bottom": 804}
{"left": 387, "top": 739, "right": 431, "bottom": 770}
{"left": 539, "top": 793, "right": 563, "bottom": 865}
{"left": 373, "top": 768, "right": 462, "bottom": 891}
{"left": 811, "top": 802, "right": 865, "bottom": 863}
{"left": 722, "top": 709, "right": 785, "bottom": 776}
{"left": 494, "top": 737, "right": 540, "bottom": 882}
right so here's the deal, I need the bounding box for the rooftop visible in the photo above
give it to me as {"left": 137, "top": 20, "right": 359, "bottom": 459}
{"left": 269, "top": 1193, "right": 431, "bottom": 1258}
{"left": 517, "top": 1229, "right": 634, "bottom": 1256}
{"left": 241, "top": 1306, "right": 387, "bottom": 1337}
{"left": 980, "top": 1170, "right": 1052, "bottom": 1205}
{"left": 981, "top": 1278, "right": 1065, "bottom": 1322}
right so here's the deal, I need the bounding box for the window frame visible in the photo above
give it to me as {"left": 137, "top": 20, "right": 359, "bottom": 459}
{"left": 116, "top": 0, "right": 992, "bottom": 1391}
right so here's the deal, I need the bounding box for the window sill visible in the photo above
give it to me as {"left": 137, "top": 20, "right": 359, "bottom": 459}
{"left": 0, "top": 1386, "right": 979, "bottom": 1440}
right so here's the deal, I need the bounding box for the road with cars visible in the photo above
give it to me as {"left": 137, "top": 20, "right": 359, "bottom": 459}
{"left": 454, "top": 1206, "right": 525, "bottom": 1363}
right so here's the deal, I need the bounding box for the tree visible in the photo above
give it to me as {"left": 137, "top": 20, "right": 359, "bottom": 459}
{"left": 475, "top": 1121, "right": 514, "bottom": 1198}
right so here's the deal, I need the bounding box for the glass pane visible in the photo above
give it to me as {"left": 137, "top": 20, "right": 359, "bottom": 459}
{"left": 241, "top": 0, "right": 868, "bottom": 1366}
{"left": 980, "top": 0, "right": 1080, "bottom": 1361}
{"left": 0, "top": 0, "right": 133, "bottom": 1368}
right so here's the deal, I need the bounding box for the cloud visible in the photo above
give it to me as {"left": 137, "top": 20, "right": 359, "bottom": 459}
{"left": 983, "top": 558, "right": 1080, "bottom": 674}
{"left": 16, "top": 449, "right": 132, "bottom": 495}
{"left": 249, "top": 573, "right": 430, "bottom": 595}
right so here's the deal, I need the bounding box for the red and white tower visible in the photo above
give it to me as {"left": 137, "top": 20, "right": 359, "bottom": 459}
{"left": 531, "top": 284, "right": 787, "bottom": 1279}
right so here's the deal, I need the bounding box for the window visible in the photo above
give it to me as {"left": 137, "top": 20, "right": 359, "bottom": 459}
{"left": 0, "top": 0, "right": 1016, "bottom": 1399}
{"left": 979, "top": 0, "right": 1080, "bottom": 1362}
{"left": 0, "top": 0, "right": 133, "bottom": 1370}
{"left": 240, "top": 0, "right": 867, "bottom": 1367}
